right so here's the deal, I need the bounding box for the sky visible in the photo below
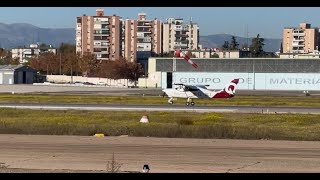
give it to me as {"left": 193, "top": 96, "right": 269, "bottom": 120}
{"left": 0, "top": 7, "right": 319, "bottom": 39}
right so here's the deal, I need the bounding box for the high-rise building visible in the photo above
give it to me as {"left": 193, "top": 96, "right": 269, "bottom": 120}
{"left": 283, "top": 23, "right": 320, "bottom": 54}
{"left": 76, "top": 9, "right": 122, "bottom": 60}
{"left": 162, "top": 18, "right": 199, "bottom": 53}
{"left": 124, "top": 13, "right": 162, "bottom": 62}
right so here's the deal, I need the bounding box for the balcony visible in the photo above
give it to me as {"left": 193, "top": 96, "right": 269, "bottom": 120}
{"left": 137, "top": 22, "right": 152, "bottom": 27}
{"left": 293, "top": 39, "right": 304, "bottom": 42}
{"left": 175, "top": 34, "right": 188, "bottom": 37}
{"left": 293, "top": 50, "right": 305, "bottom": 53}
{"left": 137, "top": 37, "right": 151, "bottom": 43}
{"left": 137, "top": 28, "right": 151, "bottom": 33}
{"left": 94, "top": 21, "right": 109, "bottom": 25}
{"left": 174, "top": 27, "right": 182, "bottom": 31}
{"left": 292, "top": 43, "right": 304, "bottom": 47}
{"left": 182, "top": 27, "right": 189, "bottom": 31}
{"left": 293, "top": 32, "right": 304, "bottom": 36}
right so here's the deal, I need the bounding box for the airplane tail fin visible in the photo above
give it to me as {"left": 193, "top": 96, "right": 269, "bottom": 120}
{"left": 223, "top": 79, "right": 239, "bottom": 97}
{"left": 211, "top": 79, "right": 239, "bottom": 98}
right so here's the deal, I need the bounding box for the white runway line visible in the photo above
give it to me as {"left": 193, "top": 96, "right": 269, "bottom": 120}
{"left": 0, "top": 105, "right": 236, "bottom": 113}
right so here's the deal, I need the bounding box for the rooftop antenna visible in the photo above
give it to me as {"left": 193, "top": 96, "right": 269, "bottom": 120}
{"left": 32, "top": 33, "right": 35, "bottom": 44}
{"left": 37, "top": 32, "right": 40, "bottom": 45}
{"left": 246, "top": 24, "right": 249, "bottom": 50}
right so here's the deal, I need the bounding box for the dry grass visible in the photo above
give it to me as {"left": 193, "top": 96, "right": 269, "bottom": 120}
{"left": 1, "top": 108, "right": 320, "bottom": 140}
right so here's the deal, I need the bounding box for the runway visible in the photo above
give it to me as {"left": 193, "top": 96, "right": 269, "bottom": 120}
{"left": 1, "top": 84, "right": 320, "bottom": 96}
{"left": 0, "top": 103, "right": 319, "bottom": 114}
{"left": 1, "top": 134, "right": 320, "bottom": 173}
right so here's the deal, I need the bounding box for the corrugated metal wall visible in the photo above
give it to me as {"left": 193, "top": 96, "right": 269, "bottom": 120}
{"left": 155, "top": 58, "right": 320, "bottom": 73}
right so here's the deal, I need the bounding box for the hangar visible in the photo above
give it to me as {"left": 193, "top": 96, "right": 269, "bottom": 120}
{"left": 137, "top": 58, "right": 320, "bottom": 91}
{"left": 0, "top": 65, "right": 36, "bottom": 84}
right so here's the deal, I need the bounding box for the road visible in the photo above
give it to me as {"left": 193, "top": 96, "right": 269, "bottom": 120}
{"left": 0, "top": 103, "right": 319, "bottom": 114}
{"left": 1, "top": 134, "right": 320, "bottom": 173}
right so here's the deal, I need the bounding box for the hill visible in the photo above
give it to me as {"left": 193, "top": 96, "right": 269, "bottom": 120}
{"left": 0, "top": 23, "right": 75, "bottom": 49}
{"left": 0, "top": 23, "right": 282, "bottom": 52}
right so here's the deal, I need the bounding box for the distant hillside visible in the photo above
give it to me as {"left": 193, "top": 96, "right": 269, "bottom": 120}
{"left": 0, "top": 23, "right": 282, "bottom": 52}
{"left": 0, "top": 23, "right": 75, "bottom": 49}
{"left": 199, "top": 34, "right": 282, "bottom": 52}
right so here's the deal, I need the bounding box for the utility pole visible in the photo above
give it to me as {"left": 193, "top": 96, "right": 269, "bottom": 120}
{"left": 59, "top": 53, "right": 62, "bottom": 75}
{"left": 71, "top": 65, "right": 73, "bottom": 83}
{"left": 144, "top": 63, "right": 147, "bottom": 88}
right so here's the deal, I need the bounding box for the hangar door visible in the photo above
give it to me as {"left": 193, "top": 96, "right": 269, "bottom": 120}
{"left": 166, "top": 72, "right": 172, "bottom": 88}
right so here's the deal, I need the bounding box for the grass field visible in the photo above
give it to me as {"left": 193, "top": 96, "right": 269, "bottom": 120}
{"left": 0, "top": 94, "right": 320, "bottom": 107}
{"left": 1, "top": 108, "right": 320, "bottom": 141}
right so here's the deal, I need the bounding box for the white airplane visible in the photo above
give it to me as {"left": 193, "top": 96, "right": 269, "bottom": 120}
{"left": 162, "top": 79, "right": 239, "bottom": 106}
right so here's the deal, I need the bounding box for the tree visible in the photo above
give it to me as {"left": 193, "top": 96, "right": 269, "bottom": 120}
{"left": 162, "top": 51, "right": 175, "bottom": 57}
{"left": 222, "top": 41, "right": 229, "bottom": 50}
{"left": 250, "top": 34, "right": 265, "bottom": 57}
{"left": 240, "top": 43, "right": 249, "bottom": 51}
{"left": 125, "top": 61, "right": 144, "bottom": 86}
{"left": 280, "top": 42, "right": 283, "bottom": 53}
{"left": 230, "top": 36, "right": 239, "bottom": 50}
{"left": 39, "top": 43, "right": 50, "bottom": 49}
{"left": 58, "top": 43, "right": 76, "bottom": 54}
{"left": 10, "top": 57, "right": 20, "bottom": 65}
{"left": 80, "top": 52, "right": 99, "bottom": 77}
{"left": 0, "top": 48, "right": 7, "bottom": 59}
{"left": 210, "top": 53, "right": 219, "bottom": 58}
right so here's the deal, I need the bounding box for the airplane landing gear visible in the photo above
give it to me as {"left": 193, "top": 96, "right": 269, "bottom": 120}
{"left": 185, "top": 98, "right": 195, "bottom": 106}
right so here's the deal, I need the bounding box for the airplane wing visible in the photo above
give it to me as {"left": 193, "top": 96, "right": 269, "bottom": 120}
{"left": 173, "top": 84, "right": 209, "bottom": 91}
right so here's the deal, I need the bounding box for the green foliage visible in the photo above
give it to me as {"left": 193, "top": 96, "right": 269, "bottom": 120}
{"left": 222, "top": 41, "right": 229, "bottom": 50}
{"left": 176, "top": 119, "right": 194, "bottom": 125}
{"left": 210, "top": 53, "right": 219, "bottom": 58}
{"left": 230, "top": 36, "right": 239, "bottom": 50}
{"left": 250, "top": 34, "right": 265, "bottom": 57}
{"left": 0, "top": 48, "right": 18, "bottom": 65}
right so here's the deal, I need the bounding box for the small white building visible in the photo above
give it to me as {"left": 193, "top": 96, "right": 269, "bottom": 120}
{"left": 11, "top": 44, "right": 57, "bottom": 64}
{"left": 190, "top": 49, "right": 251, "bottom": 58}
{"left": 279, "top": 52, "right": 320, "bottom": 59}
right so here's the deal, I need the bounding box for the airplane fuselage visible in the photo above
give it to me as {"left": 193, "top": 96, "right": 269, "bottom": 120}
{"left": 163, "top": 88, "right": 214, "bottom": 99}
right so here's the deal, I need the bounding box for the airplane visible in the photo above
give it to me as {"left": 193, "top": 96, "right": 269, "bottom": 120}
{"left": 162, "top": 79, "right": 239, "bottom": 106}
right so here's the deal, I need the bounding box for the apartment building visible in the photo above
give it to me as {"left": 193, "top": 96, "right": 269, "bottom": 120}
{"left": 76, "top": 9, "right": 122, "bottom": 60}
{"left": 283, "top": 23, "right": 320, "bottom": 54}
{"left": 12, "top": 44, "right": 57, "bottom": 64}
{"left": 124, "top": 13, "right": 162, "bottom": 62}
{"left": 162, "top": 18, "right": 199, "bottom": 53}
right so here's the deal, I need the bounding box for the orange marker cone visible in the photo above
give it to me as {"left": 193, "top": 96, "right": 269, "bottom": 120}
{"left": 140, "top": 115, "right": 149, "bottom": 123}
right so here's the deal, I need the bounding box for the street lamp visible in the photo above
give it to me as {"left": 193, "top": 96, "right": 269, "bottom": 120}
{"left": 144, "top": 62, "right": 147, "bottom": 88}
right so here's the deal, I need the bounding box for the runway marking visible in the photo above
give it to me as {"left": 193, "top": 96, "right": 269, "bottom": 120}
{"left": 0, "top": 105, "right": 235, "bottom": 113}
{"left": 1, "top": 105, "right": 319, "bottom": 114}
